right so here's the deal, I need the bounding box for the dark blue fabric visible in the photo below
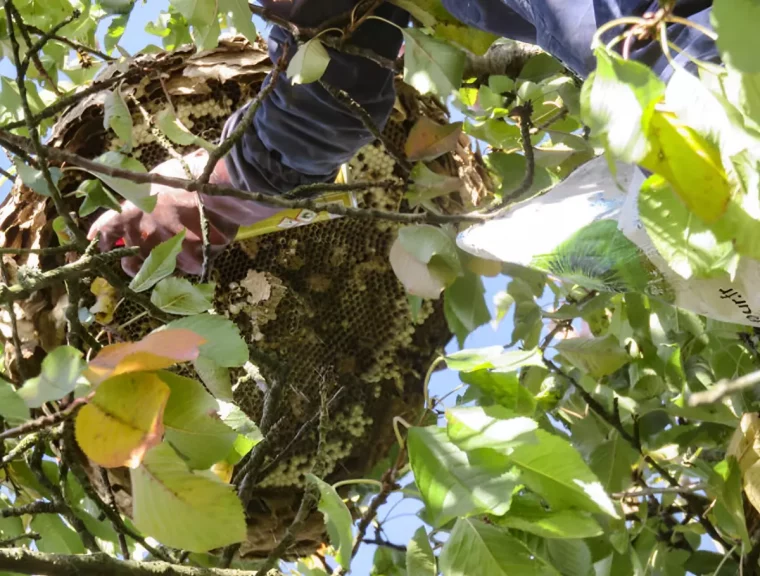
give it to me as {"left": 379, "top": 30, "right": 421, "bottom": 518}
{"left": 222, "top": 1, "right": 717, "bottom": 197}
{"left": 442, "top": 0, "right": 718, "bottom": 79}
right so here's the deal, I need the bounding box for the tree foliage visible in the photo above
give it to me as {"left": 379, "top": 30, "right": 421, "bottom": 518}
{"left": 0, "top": 1, "right": 759, "bottom": 575}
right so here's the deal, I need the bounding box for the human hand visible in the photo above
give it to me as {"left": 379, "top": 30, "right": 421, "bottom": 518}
{"left": 88, "top": 149, "right": 279, "bottom": 277}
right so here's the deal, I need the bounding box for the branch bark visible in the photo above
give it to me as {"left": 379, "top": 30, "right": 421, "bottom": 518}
{"left": 0, "top": 548, "right": 259, "bottom": 576}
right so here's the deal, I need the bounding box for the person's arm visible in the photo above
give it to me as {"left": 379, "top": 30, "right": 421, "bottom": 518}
{"left": 89, "top": 2, "right": 408, "bottom": 276}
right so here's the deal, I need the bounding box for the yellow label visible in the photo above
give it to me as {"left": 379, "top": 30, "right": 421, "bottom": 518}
{"left": 234, "top": 189, "right": 358, "bottom": 241}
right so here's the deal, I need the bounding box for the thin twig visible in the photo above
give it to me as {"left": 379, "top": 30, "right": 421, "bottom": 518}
{"left": 98, "top": 467, "right": 130, "bottom": 559}
{"left": 0, "top": 532, "right": 40, "bottom": 547}
{"left": 543, "top": 357, "right": 738, "bottom": 558}
{"left": 0, "top": 432, "right": 39, "bottom": 465}
{"left": 612, "top": 483, "right": 708, "bottom": 499}
{"left": 0, "top": 247, "right": 137, "bottom": 306}
{"left": 0, "top": 130, "right": 495, "bottom": 225}
{"left": 26, "top": 24, "right": 113, "bottom": 61}
{"left": 4, "top": 2, "right": 86, "bottom": 247}
{"left": 688, "top": 370, "right": 760, "bottom": 406}
{"left": 491, "top": 103, "right": 535, "bottom": 209}
{"left": 0, "top": 245, "right": 80, "bottom": 255}
{"left": 361, "top": 538, "right": 406, "bottom": 552}
{"left": 0, "top": 397, "right": 87, "bottom": 441}
{"left": 0, "top": 500, "right": 63, "bottom": 518}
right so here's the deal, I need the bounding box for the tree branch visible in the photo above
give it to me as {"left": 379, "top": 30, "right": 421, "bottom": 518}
{"left": 0, "top": 500, "right": 64, "bottom": 519}
{"left": 0, "top": 247, "right": 137, "bottom": 306}
{"left": 0, "top": 548, "right": 259, "bottom": 576}
{"left": 0, "top": 397, "right": 87, "bottom": 441}
{"left": 688, "top": 370, "right": 760, "bottom": 406}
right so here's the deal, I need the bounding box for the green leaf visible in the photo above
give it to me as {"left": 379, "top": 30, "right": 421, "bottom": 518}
{"left": 508, "top": 429, "right": 619, "bottom": 517}
{"left": 131, "top": 442, "right": 245, "bottom": 552}
{"left": 403, "top": 29, "right": 465, "bottom": 97}
{"left": 406, "top": 162, "right": 462, "bottom": 207}
{"left": 156, "top": 107, "right": 213, "bottom": 151}
{"left": 17, "top": 346, "right": 85, "bottom": 408}
{"left": 489, "top": 75, "right": 516, "bottom": 94}
{"left": 408, "top": 426, "right": 519, "bottom": 526}
{"left": 104, "top": 88, "right": 133, "bottom": 149}
{"left": 193, "top": 356, "right": 233, "bottom": 401}
{"left": 581, "top": 46, "right": 664, "bottom": 163}
{"left": 31, "top": 514, "right": 86, "bottom": 554}
{"left": 406, "top": 526, "right": 436, "bottom": 576}
{"left": 444, "top": 270, "right": 490, "bottom": 347}
{"left": 493, "top": 495, "right": 603, "bottom": 539}
{"left": 555, "top": 334, "right": 629, "bottom": 378}
{"left": 105, "top": 13, "right": 129, "bottom": 53}
{"left": 159, "top": 371, "right": 237, "bottom": 470}
{"left": 445, "top": 406, "right": 537, "bottom": 453}
{"left": 169, "top": 0, "right": 216, "bottom": 26}
{"left": 306, "top": 474, "right": 353, "bottom": 570}
{"left": 88, "top": 152, "right": 155, "bottom": 212}
{"left": 588, "top": 431, "right": 638, "bottom": 493}
{"left": 439, "top": 518, "right": 561, "bottom": 576}
{"left": 12, "top": 158, "right": 62, "bottom": 197}
{"left": 0, "top": 496, "right": 24, "bottom": 541}
{"left": 488, "top": 151, "right": 558, "bottom": 197}
{"left": 460, "top": 369, "right": 536, "bottom": 415}
{"left": 398, "top": 225, "right": 462, "bottom": 285}
{"left": 76, "top": 178, "right": 121, "bottom": 217}
{"left": 0, "top": 381, "right": 30, "bottom": 424}
{"left": 638, "top": 175, "right": 735, "bottom": 280}
{"left": 150, "top": 277, "right": 214, "bottom": 315}
{"left": 129, "top": 231, "right": 186, "bottom": 293}
{"left": 217, "top": 400, "right": 262, "bottom": 443}
{"left": 491, "top": 291, "right": 515, "bottom": 330}
{"left": 713, "top": 0, "right": 760, "bottom": 73}
{"left": 547, "top": 539, "right": 593, "bottom": 576}
{"left": 163, "top": 314, "right": 248, "bottom": 367}
{"left": 519, "top": 53, "right": 565, "bottom": 82}
{"left": 287, "top": 38, "right": 330, "bottom": 85}
{"left": 446, "top": 346, "right": 543, "bottom": 373}
{"left": 219, "top": 0, "right": 257, "bottom": 45}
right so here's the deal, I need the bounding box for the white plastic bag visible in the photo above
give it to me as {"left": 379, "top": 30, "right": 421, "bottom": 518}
{"left": 457, "top": 156, "right": 760, "bottom": 326}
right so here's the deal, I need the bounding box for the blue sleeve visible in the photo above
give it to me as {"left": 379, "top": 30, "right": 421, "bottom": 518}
{"left": 221, "top": 3, "right": 408, "bottom": 196}
{"left": 441, "top": 0, "right": 717, "bottom": 80}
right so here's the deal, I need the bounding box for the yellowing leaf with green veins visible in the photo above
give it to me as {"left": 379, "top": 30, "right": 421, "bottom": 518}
{"left": 85, "top": 328, "right": 205, "bottom": 385}
{"left": 640, "top": 110, "right": 731, "bottom": 223}
{"left": 129, "top": 230, "right": 186, "bottom": 292}
{"left": 75, "top": 372, "right": 169, "bottom": 468}
{"left": 131, "top": 442, "right": 245, "bottom": 552}
{"left": 555, "top": 334, "right": 629, "bottom": 378}
{"left": 159, "top": 371, "right": 237, "bottom": 470}
{"left": 150, "top": 277, "right": 214, "bottom": 315}
{"left": 306, "top": 474, "right": 353, "bottom": 570}
{"left": 287, "top": 38, "right": 330, "bottom": 85}
{"left": 104, "top": 88, "right": 133, "bottom": 150}
{"left": 89, "top": 277, "right": 118, "bottom": 325}
{"left": 17, "top": 346, "right": 85, "bottom": 407}
{"left": 405, "top": 117, "right": 462, "bottom": 162}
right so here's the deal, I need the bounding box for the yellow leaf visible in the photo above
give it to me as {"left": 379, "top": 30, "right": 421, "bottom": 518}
{"left": 744, "top": 461, "right": 760, "bottom": 516}
{"left": 640, "top": 110, "right": 731, "bottom": 223}
{"left": 405, "top": 117, "right": 462, "bottom": 162}
{"left": 85, "top": 329, "right": 206, "bottom": 384}
{"left": 211, "top": 460, "right": 233, "bottom": 484}
{"left": 90, "top": 278, "right": 117, "bottom": 325}
{"left": 727, "top": 412, "right": 760, "bottom": 474}
{"left": 75, "top": 372, "right": 169, "bottom": 468}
